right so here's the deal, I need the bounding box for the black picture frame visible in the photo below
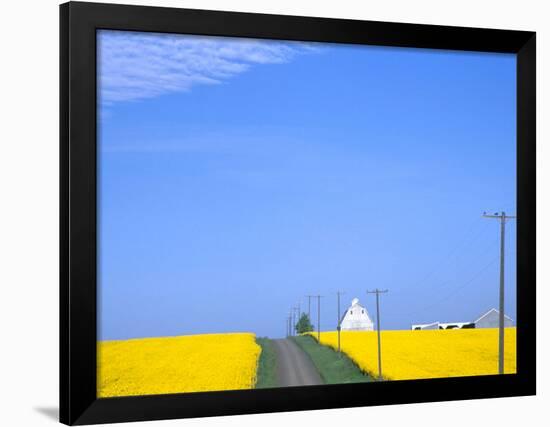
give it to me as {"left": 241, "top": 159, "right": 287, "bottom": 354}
{"left": 60, "top": 1, "right": 536, "bottom": 425}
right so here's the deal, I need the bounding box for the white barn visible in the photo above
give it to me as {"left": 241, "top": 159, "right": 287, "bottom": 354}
{"left": 340, "top": 298, "right": 374, "bottom": 331}
{"left": 474, "top": 308, "right": 514, "bottom": 328}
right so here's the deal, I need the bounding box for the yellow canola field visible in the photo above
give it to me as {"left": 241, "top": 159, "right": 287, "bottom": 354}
{"left": 313, "top": 328, "right": 516, "bottom": 380}
{"left": 98, "top": 333, "right": 261, "bottom": 397}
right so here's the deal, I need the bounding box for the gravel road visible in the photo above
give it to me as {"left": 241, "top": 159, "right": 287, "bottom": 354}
{"left": 272, "top": 339, "right": 323, "bottom": 387}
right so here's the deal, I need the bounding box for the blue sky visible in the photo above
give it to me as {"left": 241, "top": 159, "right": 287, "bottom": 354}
{"left": 98, "top": 30, "right": 516, "bottom": 340}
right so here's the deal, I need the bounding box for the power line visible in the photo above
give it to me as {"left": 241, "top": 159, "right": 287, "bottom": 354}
{"left": 410, "top": 217, "right": 490, "bottom": 291}
{"left": 416, "top": 255, "right": 500, "bottom": 314}
{"left": 405, "top": 249, "right": 498, "bottom": 323}
{"left": 402, "top": 236, "right": 501, "bottom": 319}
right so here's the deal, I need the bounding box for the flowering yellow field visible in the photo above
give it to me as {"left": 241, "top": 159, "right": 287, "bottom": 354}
{"left": 97, "top": 333, "right": 261, "bottom": 397}
{"left": 312, "top": 328, "right": 516, "bottom": 380}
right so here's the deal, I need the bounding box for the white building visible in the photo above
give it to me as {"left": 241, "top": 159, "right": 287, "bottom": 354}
{"left": 411, "top": 308, "right": 514, "bottom": 330}
{"left": 474, "top": 308, "right": 514, "bottom": 328}
{"left": 438, "top": 322, "right": 474, "bottom": 329}
{"left": 412, "top": 321, "right": 474, "bottom": 330}
{"left": 340, "top": 298, "right": 374, "bottom": 331}
{"left": 411, "top": 322, "right": 440, "bottom": 330}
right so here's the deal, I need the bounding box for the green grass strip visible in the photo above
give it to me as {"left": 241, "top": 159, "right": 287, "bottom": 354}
{"left": 292, "top": 335, "right": 372, "bottom": 384}
{"left": 255, "top": 337, "right": 278, "bottom": 388}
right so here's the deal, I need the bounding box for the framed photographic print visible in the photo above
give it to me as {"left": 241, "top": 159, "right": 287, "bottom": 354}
{"left": 60, "top": 1, "right": 536, "bottom": 425}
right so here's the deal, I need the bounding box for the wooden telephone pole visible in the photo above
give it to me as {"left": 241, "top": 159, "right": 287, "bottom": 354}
{"left": 312, "top": 295, "right": 323, "bottom": 341}
{"left": 293, "top": 306, "right": 300, "bottom": 336}
{"left": 367, "top": 289, "right": 388, "bottom": 380}
{"left": 483, "top": 211, "right": 516, "bottom": 374}
{"left": 305, "top": 295, "right": 314, "bottom": 321}
{"left": 336, "top": 290, "right": 345, "bottom": 354}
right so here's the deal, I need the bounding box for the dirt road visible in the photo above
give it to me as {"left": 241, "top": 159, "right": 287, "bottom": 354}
{"left": 272, "top": 339, "right": 323, "bottom": 387}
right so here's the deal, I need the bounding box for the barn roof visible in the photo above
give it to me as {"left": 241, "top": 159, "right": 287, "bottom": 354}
{"left": 474, "top": 308, "right": 514, "bottom": 324}
{"left": 340, "top": 298, "right": 371, "bottom": 323}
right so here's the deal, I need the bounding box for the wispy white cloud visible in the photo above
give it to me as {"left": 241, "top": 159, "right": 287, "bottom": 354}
{"left": 98, "top": 30, "right": 318, "bottom": 104}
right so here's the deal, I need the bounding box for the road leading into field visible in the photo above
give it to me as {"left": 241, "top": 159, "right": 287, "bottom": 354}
{"left": 272, "top": 339, "right": 323, "bottom": 387}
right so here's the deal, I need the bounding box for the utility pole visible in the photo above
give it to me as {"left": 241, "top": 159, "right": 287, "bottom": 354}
{"left": 313, "top": 295, "right": 323, "bottom": 342}
{"left": 367, "top": 289, "right": 388, "bottom": 380}
{"left": 293, "top": 306, "right": 300, "bottom": 335}
{"left": 336, "top": 290, "right": 345, "bottom": 354}
{"left": 291, "top": 307, "right": 296, "bottom": 336}
{"left": 285, "top": 317, "right": 288, "bottom": 338}
{"left": 306, "top": 295, "right": 314, "bottom": 321}
{"left": 287, "top": 315, "right": 292, "bottom": 337}
{"left": 483, "top": 211, "right": 516, "bottom": 374}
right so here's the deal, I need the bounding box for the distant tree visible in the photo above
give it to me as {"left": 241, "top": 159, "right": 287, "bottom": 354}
{"left": 295, "top": 313, "right": 314, "bottom": 334}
